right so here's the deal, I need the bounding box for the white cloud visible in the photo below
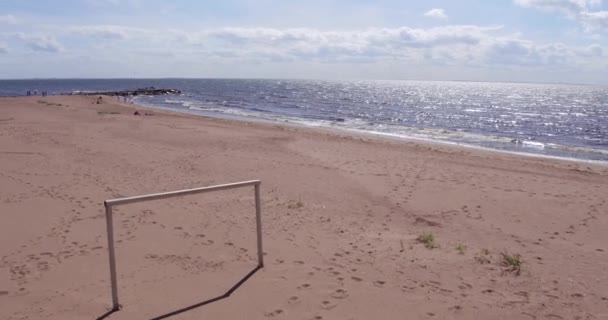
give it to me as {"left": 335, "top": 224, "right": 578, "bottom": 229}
{"left": 484, "top": 39, "right": 576, "bottom": 66}
{"left": 15, "top": 34, "right": 64, "bottom": 52}
{"left": 155, "top": 25, "right": 602, "bottom": 71}
{"left": 580, "top": 10, "right": 608, "bottom": 30}
{"left": 514, "top": 0, "right": 600, "bottom": 14}
{"left": 0, "top": 14, "right": 18, "bottom": 24}
{"left": 69, "top": 25, "right": 150, "bottom": 40}
{"left": 3, "top": 24, "right": 605, "bottom": 81}
{"left": 581, "top": 43, "right": 604, "bottom": 55}
{"left": 424, "top": 8, "right": 448, "bottom": 19}
{"left": 514, "top": 0, "right": 608, "bottom": 31}
{"left": 202, "top": 25, "right": 497, "bottom": 56}
{"left": 85, "top": 0, "right": 141, "bottom": 6}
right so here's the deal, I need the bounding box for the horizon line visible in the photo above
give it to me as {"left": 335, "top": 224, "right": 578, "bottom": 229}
{"left": 0, "top": 77, "right": 605, "bottom": 87}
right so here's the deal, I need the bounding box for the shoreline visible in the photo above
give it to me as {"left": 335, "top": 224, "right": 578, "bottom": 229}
{"left": 132, "top": 96, "right": 608, "bottom": 167}
{"left": 3, "top": 77, "right": 606, "bottom": 164}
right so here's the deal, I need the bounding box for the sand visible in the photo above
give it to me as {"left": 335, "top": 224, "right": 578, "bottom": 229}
{"left": 1, "top": 95, "right": 607, "bottom": 320}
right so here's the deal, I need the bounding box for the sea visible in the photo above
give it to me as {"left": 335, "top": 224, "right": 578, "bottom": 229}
{"left": 1, "top": 78, "right": 607, "bottom": 162}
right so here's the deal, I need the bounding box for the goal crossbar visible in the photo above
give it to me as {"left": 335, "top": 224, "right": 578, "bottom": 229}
{"left": 103, "top": 180, "right": 263, "bottom": 311}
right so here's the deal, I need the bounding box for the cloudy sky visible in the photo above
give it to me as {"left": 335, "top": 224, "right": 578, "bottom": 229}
{"left": 1, "top": 0, "right": 607, "bottom": 84}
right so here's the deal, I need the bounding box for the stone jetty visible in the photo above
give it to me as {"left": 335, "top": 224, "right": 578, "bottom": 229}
{"left": 71, "top": 87, "right": 181, "bottom": 96}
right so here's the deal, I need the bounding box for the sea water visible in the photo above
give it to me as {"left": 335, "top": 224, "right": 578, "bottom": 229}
{"left": 1, "top": 79, "right": 607, "bottom": 162}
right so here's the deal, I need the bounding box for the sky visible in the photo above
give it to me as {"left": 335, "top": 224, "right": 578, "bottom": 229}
{"left": 0, "top": 0, "right": 607, "bottom": 84}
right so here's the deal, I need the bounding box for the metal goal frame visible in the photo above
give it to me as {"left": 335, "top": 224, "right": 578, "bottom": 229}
{"left": 103, "top": 180, "right": 263, "bottom": 311}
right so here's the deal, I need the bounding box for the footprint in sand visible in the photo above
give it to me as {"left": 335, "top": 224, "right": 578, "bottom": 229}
{"left": 331, "top": 289, "right": 349, "bottom": 299}
{"left": 449, "top": 305, "right": 463, "bottom": 311}
{"left": 321, "top": 300, "right": 338, "bottom": 310}
{"left": 401, "top": 285, "right": 416, "bottom": 292}
{"left": 0, "top": 291, "right": 8, "bottom": 296}
{"left": 264, "top": 309, "right": 284, "bottom": 317}
{"left": 458, "top": 282, "right": 473, "bottom": 290}
{"left": 351, "top": 276, "right": 363, "bottom": 282}
{"left": 373, "top": 280, "right": 386, "bottom": 287}
{"left": 288, "top": 296, "right": 299, "bottom": 304}
{"left": 36, "top": 261, "right": 49, "bottom": 271}
{"left": 297, "top": 283, "right": 311, "bottom": 290}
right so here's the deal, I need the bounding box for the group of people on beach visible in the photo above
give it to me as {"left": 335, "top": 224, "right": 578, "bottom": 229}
{"left": 116, "top": 95, "right": 129, "bottom": 103}
{"left": 26, "top": 90, "right": 49, "bottom": 96}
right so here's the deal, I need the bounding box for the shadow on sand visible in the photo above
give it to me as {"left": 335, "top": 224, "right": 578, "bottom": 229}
{"left": 95, "top": 265, "right": 262, "bottom": 320}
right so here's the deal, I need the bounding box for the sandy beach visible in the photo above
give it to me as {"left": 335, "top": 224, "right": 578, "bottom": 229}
{"left": 1, "top": 95, "right": 607, "bottom": 320}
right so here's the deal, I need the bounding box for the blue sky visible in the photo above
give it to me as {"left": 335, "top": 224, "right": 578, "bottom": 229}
{"left": 1, "top": 0, "right": 607, "bottom": 83}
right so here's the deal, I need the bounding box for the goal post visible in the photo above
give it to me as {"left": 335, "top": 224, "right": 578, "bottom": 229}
{"left": 103, "top": 180, "right": 263, "bottom": 311}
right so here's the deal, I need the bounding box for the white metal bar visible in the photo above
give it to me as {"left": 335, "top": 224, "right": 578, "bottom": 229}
{"left": 254, "top": 183, "right": 264, "bottom": 267}
{"left": 105, "top": 180, "right": 260, "bottom": 206}
{"left": 102, "top": 180, "right": 263, "bottom": 311}
{"left": 104, "top": 203, "right": 120, "bottom": 310}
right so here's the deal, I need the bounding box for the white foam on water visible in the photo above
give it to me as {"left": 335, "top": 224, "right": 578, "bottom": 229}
{"left": 340, "top": 128, "right": 608, "bottom": 166}
{"left": 522, "top": 141, "right": 545, "bottom": 149}
{"left": 513, "top": 112, "right": 543, "bottom": 117}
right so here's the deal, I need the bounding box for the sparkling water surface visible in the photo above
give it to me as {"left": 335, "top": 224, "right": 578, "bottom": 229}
{"left": 2, "top": 79, "right": 607, "bottom": 161}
